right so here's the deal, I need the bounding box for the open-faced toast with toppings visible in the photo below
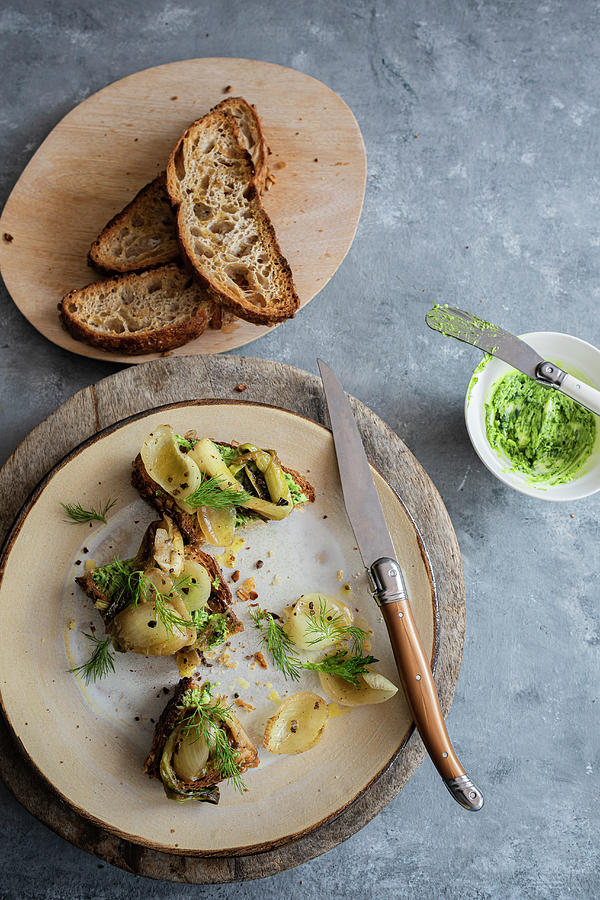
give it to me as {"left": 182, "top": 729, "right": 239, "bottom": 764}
{"left": 132, "top": 426, "right": 315, "bottom": 546}
{"left": 143, "top": 676, "right": 259, "bottom": 803}
{"left": 75, "top": 515, "right": 241, "bottom": 675}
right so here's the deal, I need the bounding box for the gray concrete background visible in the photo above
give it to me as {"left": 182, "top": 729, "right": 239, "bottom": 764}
{"left": 1, "top": 0, "right": 599, "bottom": 897}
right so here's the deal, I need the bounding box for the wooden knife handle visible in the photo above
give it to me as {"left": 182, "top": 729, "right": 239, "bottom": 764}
{"left": 370, "top": 557, "right": 483, "bottom": 811}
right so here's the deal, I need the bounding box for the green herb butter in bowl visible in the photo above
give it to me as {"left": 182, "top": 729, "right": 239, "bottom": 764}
{"left": 465, "top": 332, "right": 600, "bottom": 500}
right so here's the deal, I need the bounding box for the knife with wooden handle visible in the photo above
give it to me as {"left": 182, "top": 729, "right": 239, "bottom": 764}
{"left": 318, "top": 359, "right": 484, "bottom": 811}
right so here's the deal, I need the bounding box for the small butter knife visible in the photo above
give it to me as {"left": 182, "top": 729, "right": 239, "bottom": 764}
{"left": 426, "top": 306, "right": 600, "bottom": 416}
{"left": 318, "top": 359, "right": 484, "bottom": 811}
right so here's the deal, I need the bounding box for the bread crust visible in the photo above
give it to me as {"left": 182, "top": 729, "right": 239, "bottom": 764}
{"left": 59, "top": 264, "right": 216, "bottom": 354}
{"left": 166, "top": 110, "right": 299, "bottom": 327}
{"left": 212, "top": 97, "right": 269, "bottom": 193}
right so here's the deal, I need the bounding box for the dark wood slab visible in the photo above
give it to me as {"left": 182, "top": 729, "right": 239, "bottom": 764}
{"left": 0, "top": 355, "right": 465, "bottom": 883}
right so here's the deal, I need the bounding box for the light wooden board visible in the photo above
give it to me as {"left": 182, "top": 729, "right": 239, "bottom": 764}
{"left": 0, "top": 356, "right": 465, "bottom": 882}
{"left": 0, "top": 58, "right": 366, "bottom": 363}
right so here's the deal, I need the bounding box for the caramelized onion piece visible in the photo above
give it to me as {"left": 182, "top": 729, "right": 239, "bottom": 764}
{"left": 284, "top": 593, "right": 353, "bottom": 650}
{"left": 196, "top": 505, "right": 236, "bottom": 547}
{"left": 318, "top": 669, "right": 398, "bottom": 707}
{"left": 141, "top": 425, "right": 202, "bottom": 501}
{"left": 263, "top": 692, "right": 328, "bottom": 754}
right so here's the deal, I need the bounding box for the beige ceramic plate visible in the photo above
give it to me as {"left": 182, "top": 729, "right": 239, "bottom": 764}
{"left": 0, "top": 401, "right": 436, "bottom": 855}
{"left": 0, "top": 58, "right": 366, "bottom": 363}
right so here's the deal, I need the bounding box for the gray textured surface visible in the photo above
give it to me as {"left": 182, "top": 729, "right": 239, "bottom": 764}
{"left": 0, "top": 0, "right": 599, "bottom": 898}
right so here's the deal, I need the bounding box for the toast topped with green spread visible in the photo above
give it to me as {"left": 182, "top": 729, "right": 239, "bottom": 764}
{"left": 132, "top": 427, "right": 315, "bottom": 545}
{"left": 76, "top": 515, "right": 242, "bottom": 675}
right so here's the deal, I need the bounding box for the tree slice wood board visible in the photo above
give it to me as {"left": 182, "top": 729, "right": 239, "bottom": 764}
{"left": 0, "top": 356, "right": 465, "bottom": 883}
{"left": 0, "top": 58, "right": 366, "bottom": 363}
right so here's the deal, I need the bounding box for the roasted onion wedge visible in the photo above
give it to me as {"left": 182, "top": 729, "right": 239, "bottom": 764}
{"left": 318, "top": 669, "right": 398, "bottom": 707}
{"left": 263, "top": 692, "right": 328, "bottom": 754}
{"left": 110, "top": 568, "right": 195, "bottom": 656}
{"left": 284, "top": 593, "right": 354, "bottom": 651}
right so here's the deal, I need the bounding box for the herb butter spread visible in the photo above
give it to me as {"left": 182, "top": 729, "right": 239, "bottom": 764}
{"left": 485, "top": 373, "right": 596, "bottom": 485}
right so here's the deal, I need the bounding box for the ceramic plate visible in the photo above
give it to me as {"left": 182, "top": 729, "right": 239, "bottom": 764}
{"left": 0, "top": 58, "right": 366, "bottom": 363}
{"left": 0, "top": 401, "right": 436, "bottom": 855}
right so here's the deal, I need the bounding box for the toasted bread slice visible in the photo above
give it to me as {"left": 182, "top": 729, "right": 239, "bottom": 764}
{"left": 59, "top": 263, "right": 221, "bottom": 354}
{"left": 88, "top": 174, "right": 178, "bottom": 273}
{"left": 213, "top": 96, "right": 268, "bottom": 193}
{"left": 88, "top": 99, "right": 267, "bottom": 275}
{"left": 76, "top": 519, "right": 242, "bottom": 643}
{"left": 166, "top": 110, "right": 299, "bottom": 326}
{"left": 131, "top": 445, "right": 316, "bottom": 545}
{"left": 143, "top": 676, "right": 259, "bottom": 802}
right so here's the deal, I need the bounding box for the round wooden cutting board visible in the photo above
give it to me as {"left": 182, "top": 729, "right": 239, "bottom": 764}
{"left": 0, "top": 58, "right": 366, "bottom": 363}
{"left": 0, "top": 356, "right": 465, "bottom": 883}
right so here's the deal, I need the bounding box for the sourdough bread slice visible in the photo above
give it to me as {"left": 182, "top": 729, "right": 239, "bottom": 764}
{"left": 88, "top": 98, "right": 268, "bottom": 275}
{"left": 59, "top": 264, "right": 220, "bottom": 354}
{"left": 89, "top": 174, "right": 178, "bottom": 273}
{"left": 166, "top": 110, "right": 299, "bottom": 326}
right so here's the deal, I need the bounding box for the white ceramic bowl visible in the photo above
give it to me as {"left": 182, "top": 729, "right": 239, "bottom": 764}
{"left": 464, "top": 331, "right": 600, "bottom": 501}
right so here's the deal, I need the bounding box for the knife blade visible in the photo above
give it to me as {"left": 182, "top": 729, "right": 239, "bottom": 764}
{"left": 425, "top": 305, "right": 600, "bottom": 415}
{"left": 318, "top": 359, "right": 484, "bottom": 811}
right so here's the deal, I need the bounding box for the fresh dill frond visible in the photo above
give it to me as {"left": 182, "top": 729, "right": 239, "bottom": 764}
{"left": 178, "top": 683, "right": 245, "bottom": 792}
{"left": 61, "top": 497, "right": 118, "bottom": 525}
{"left": 153, "top": 592, "right": 195, "bottom": 636}
{"left": 69, "top": 634, "right": 115, "bottom": 683}
{"left": 175, "top": 434, "right": 198, "bottom": 452}
{"left": 131, "top": 572, "right": 195, "bottom": 636}
{"left": 304, "top": 597, "right": 368, "bottom": 654}
{"left": 185, "top": 476, "right": 252, "bottom": 510}
{"left": 211, "top": 575, "right": 221, "bottom": 590}
{"left": 302, "top": 651, "right": 379, "bottom": 686}
{"left": 249, "top": 607, "right": 301, "bottom": 681}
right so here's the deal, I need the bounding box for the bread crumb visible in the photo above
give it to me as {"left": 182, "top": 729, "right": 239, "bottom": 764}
{"left": 224, "top": 84, "right": 233, "bottom": 93}
{"left": 267, "top": 550, "right": 274, "bottom": 558}
{"left": 254, "top": 651, "right": 268, "bottom": 669}
{"left": 234, "top": 384, "right": 247, "bottom": 392}
{"left": 271, "top": 575, "right": 281, "bottom": 586}
{"left": 3, "top": 232, "right": 14, "bottom": 242}
{"left": 171, "top": 95, "right": 178, "bottom": 100}
{"left": 337, "top": 569, "right": 343, "bottom": 582}
{"left": 68, "top": 619, "right": 75, "bottom": 631}
{"left": 237, "top": 577, "right": 256, "bottom": 602}
{"left": 275, "top": 161, "right": 286, "bottom": 169}
{"left": 231, "top": 570, "right": 240, "bottom": 583}
{"left": 235, "top": 697, "right": 255, "bottom": 711}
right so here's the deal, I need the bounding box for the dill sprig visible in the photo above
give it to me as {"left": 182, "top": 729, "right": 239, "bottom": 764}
{"left": 249, "top": 607, "right": 301, "bottom": 681}
{"left": 131, "top": 571, "right": 195, "bottom": 635}
{"left": 178, "top": 683, "right": 245, "bottom": 792}
{"left": 185, "top": 476, "right": 252, "bottom": 510}
{"left": 69, "top": 633, "right": 115, "bottom": 683}
{"left": 302, "top": 651, "right": 379, "bottom": 686}
{"left": 62, "top": 497, "right": 118, "bottom": 524}
{"left": 152, "top": 591, "right": 195, "bottom": 636}
{"left": 304, "top": 597, "right": 368, "bottom": 654}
